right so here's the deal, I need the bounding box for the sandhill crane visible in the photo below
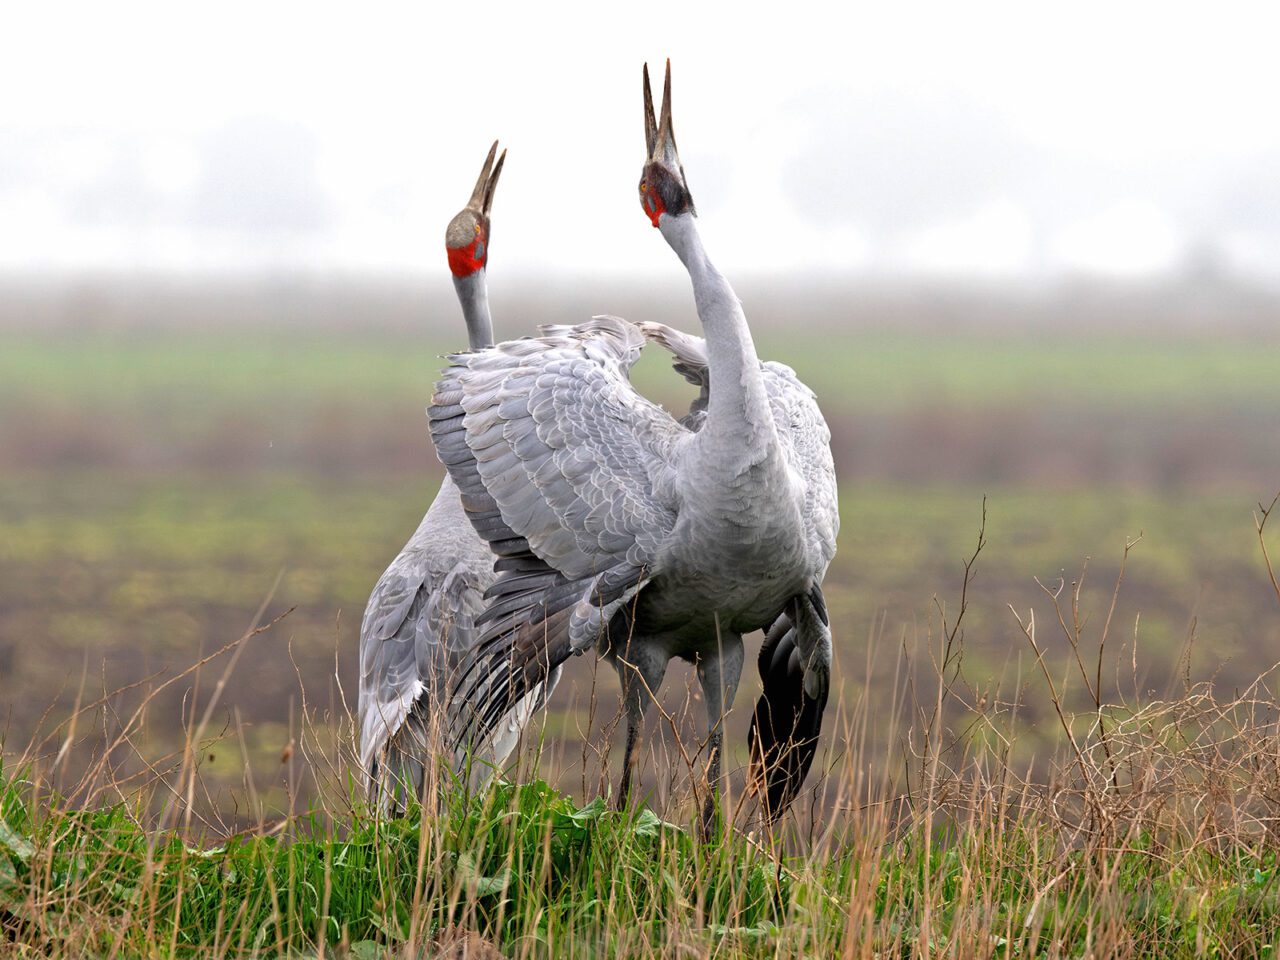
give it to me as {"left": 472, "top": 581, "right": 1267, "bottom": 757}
{"left": 429, "top": 63, "right": 838, "bottom": 835}
{"left": 358, "top": 143, "right": 560, "bottom": 809}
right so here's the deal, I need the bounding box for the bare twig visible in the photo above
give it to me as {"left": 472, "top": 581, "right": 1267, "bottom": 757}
{"left": 1255, "top": 492, "right": 1280, "bottom": 611}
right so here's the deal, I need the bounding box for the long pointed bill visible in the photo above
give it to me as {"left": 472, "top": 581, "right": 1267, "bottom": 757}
{"left": 467, "top": 141, "right": 499, "bottom": 211}
{"left": 643, "top": 64, "right": 658, "bottom": 157}
{"left": 482, "top": 148, "right": 505, "bottom": 216}
{"left": 656, "top": 60, "right": 677, "bottom": 163}
{"left": 644, "top": 60, "right": 683, "bottom": 173}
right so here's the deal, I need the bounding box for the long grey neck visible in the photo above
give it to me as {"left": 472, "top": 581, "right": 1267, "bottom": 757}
{"left": 452, "top": 270, "right": 494, "bottom": 349}
{"left": 659, "top": 214, "right": 776, "bottom": 456}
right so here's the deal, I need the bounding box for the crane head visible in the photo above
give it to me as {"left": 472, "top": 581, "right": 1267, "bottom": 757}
{"left": 446, "top": 141, "right": 506, "bottom": 277}
{"left": 639, "top": 60, "right": 695, "bottom": 228}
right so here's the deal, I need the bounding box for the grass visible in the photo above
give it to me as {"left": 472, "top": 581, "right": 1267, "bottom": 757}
{"left": 6, "top": 517, "right": 1280, "bottom": 957}
{"left": 7, "top": 624, "right": 1280, "bottom": 957}
{"left": 1, "top": 771, "right": 792, "bottom": 957}
{"left": 5, "top": 765, "right": 1280, "bottom": 959}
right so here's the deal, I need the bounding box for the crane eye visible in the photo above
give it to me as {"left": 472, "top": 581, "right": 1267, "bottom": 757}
{"left": 474, "top": 222, "right": 481, "bottom": 234}
{"left": 640, "top": 180, "right": 648, "bottom": 192}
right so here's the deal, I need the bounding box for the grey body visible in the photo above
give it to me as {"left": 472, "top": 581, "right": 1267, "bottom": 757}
{"left": 608, "top": 310, "right": 838, "bottom": 818}
{"left": 358, "top": 477, "right": 491, "bottom": 785}
{"left": 631, "top": 319, "right": 835, "bottom": 643}
{"left": 360, "top": 469, "right": 555, "bottom": 802}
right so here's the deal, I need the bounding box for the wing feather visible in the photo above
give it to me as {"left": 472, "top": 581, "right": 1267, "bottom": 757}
{"left": 428, "top": 316, "right": 682, "bottom": 755}
{"left": 357, "top": 488, "right": 489, "bottom": 779}
{"left": 429, "top": 314, "right": 686, "bottom": 581}
{"left": 358, "top": 478, "right": 566, "bottom": 806}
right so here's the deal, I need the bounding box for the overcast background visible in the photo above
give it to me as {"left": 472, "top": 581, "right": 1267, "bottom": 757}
{"left": 4, "top": 0, "right": 1280, "bottom": 286}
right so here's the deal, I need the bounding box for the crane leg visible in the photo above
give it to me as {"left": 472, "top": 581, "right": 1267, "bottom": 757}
{"left": 613, "top": 641, "right": 668, "bottom": 811}
{"left": 696, "top": 635, "right": 744, "bottom": 841}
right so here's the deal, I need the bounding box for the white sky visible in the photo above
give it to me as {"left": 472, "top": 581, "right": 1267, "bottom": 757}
{"left": 3, "top": 1, "right": 1280, "bottom": 283}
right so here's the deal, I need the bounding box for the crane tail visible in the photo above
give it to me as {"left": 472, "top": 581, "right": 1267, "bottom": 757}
{"left": 747, "top": 613, "right": 828, "bottom": 820}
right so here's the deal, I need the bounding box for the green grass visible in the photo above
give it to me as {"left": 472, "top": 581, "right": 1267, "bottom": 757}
{"left": 0, "top": 770, "right": 787, "bottom": 956}
{"left": 6, "top": 733, "right": 1280, "bottom": 958}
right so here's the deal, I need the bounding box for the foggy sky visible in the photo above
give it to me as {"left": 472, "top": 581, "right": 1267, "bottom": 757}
{"left": 4, "top": 1, "right": 1280, "bottom": 284}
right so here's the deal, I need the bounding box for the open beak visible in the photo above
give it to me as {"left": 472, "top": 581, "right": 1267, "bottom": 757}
{"left": 643, "top": 60, "right": 685, "bottom": 178}
{"left": 466, "top": 140, "right": 506, "bottom": 216}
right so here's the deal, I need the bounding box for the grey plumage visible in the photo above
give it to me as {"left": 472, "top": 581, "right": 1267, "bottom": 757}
{"left": 358, "top": 142, "right": 559, "bottom": 810}
{"left": 433, "top": 307, "right": 838, "bottom": 826}
{"left": 637, "top": 319, "right": 838, "bottom": 814}
{"left": 358, "top": 480, "right": 492, "bottom": 799}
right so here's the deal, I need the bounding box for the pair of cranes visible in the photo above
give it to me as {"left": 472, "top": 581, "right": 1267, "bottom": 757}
{"left": 358, "top": 63, "right": 839, "bottom": 836}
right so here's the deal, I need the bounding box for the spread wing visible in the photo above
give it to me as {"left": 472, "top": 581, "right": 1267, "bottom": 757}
{"left": 428, "top": 316, "right": 690, "bottom": 754}
{"left": 636, "top": 319, "right": 709, "bottom": 430}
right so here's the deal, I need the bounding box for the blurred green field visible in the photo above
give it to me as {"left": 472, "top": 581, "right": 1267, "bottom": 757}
{"left": 6, "top": 327, "right": 1280, "bottom": 411}
{"left": 2, "top": 323, "right": 1279, "bottom": 812}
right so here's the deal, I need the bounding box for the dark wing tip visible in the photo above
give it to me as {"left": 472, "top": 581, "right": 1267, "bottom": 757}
{"left": 746, "top": 616, "right": 828, "bottom": 820}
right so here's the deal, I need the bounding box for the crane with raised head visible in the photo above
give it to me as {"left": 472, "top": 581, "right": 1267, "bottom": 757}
{"left": 358, "top": 143, "right": 560, "bottom": 810}
{"left": 429, "top": 63, "right": 839, "bottom": 836}
{"left": 632, "top": 320, "right": 837, "bottom": 821}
